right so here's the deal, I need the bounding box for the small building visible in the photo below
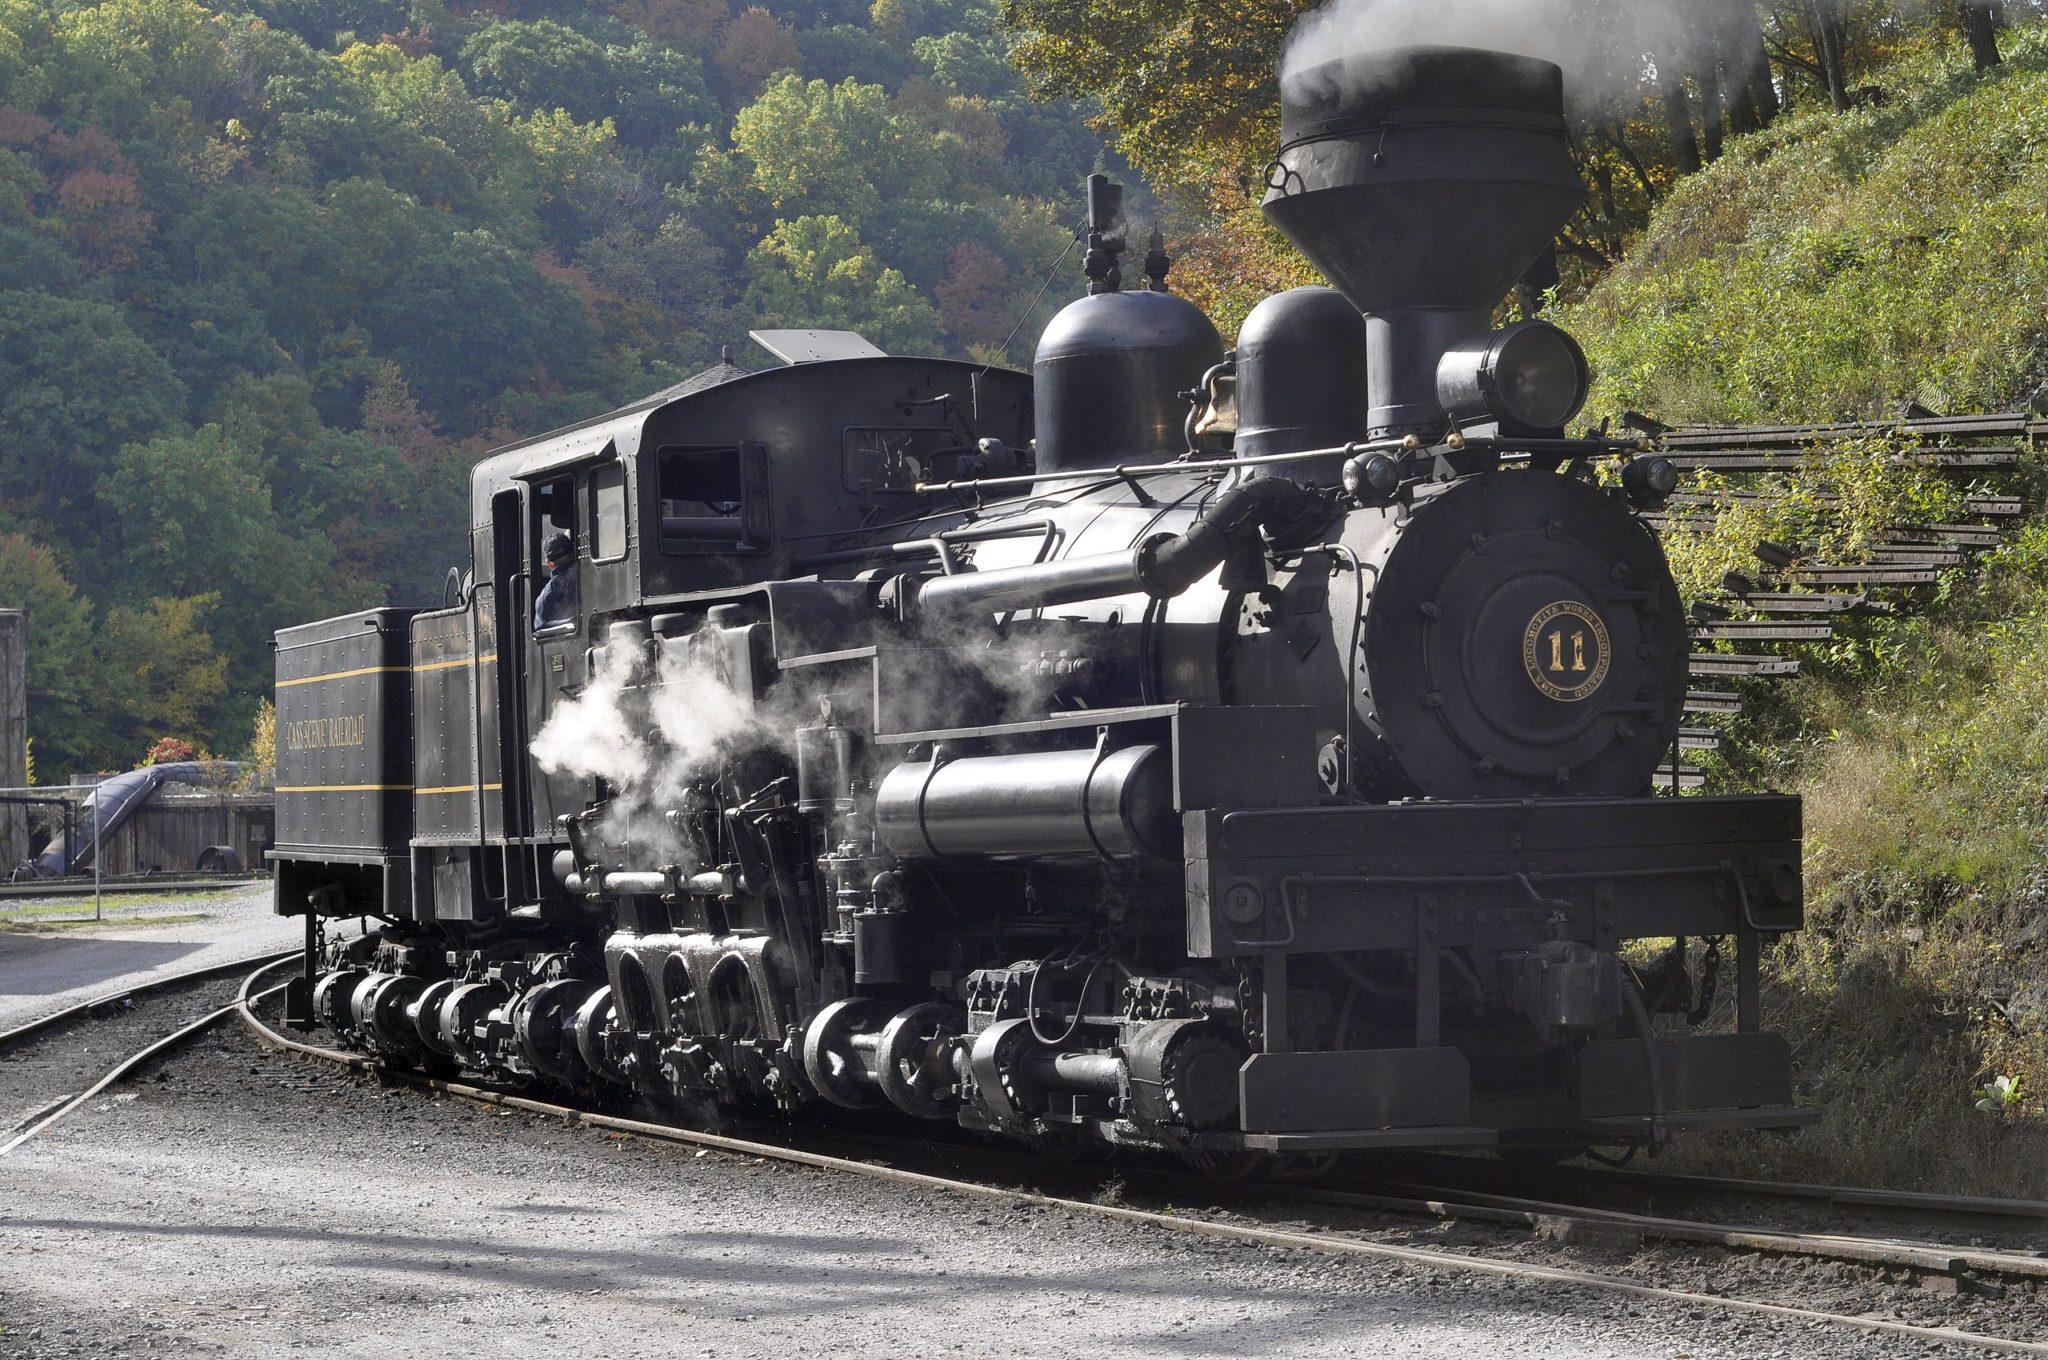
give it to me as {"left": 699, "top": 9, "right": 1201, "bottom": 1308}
{"left": 94, "top": 787, "right": 274, "bottom": 876}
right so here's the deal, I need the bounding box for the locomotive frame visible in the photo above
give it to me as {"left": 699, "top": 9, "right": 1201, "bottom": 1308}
{"left": 271, "top": 44, "right": 1812, "bottom": 1162}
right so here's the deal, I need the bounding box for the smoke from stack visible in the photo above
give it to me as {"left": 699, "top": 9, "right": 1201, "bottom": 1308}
{"left": 1279, "top": 0, "right": 1787, "bottom": 110}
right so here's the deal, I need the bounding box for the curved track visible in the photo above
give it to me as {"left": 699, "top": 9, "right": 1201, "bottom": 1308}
{"left": 234, "top": 964, "right": 2048, "bottom": 1357}
{"left": 0, "top": 953, "right": 299, "bottom": 1156}
{"left": 0, "top": 946, "right": 299, "bottom": 1049}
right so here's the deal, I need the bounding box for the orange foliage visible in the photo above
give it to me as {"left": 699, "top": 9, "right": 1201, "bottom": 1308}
{"left": 56, "top": 168, "right": 154, "bottom": 273}
{"left": 359, "top": 363, "right": 453, "bottom": 471}
{"left": 716, "top": 7, "right": 803, "bottom": 103}
{"left": 606, "top": 0, "right": 731, "bottom": 48}
{"left": 935, "top": 241, "right": 1011, "bottom": 349}
{"left": 531, "top": 251, "right": 610, "bottom": 328}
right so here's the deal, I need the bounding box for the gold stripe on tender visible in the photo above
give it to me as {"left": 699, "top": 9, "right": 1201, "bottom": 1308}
{"left": 416, "top": 783, "right": 505, "bottom": 795}
{"left": 275, "top": 665, "right": 408, "bottom": 688}
{"left": 274, "top": 784, "right": 413, "bottom": 793}
{"left": 411, "top": 653, "right": 499, "bottom": 673}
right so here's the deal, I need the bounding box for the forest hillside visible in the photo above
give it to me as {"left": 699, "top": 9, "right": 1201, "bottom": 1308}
{"left": 0, "top": 0, "right": 1110, "bottom": 775}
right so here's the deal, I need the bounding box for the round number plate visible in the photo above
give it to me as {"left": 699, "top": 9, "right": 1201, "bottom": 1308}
{"left": 1521, "top": 600, "right": 1611, "bottom": 702}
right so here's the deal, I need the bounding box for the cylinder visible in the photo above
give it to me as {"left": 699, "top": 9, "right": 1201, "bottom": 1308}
{"left": 1364, "top": 307, "right": 1493, "bottom": 437}
{"left": 874, "top": 745, "right": 1177, "bottom": 863}
{"left": 1026, "top": 1050, "right": 1124, "bottom": 1095}
{"left": 796, "top": 725, "right": 856, "bottom": 814}
{"left": 853, "top": 909, "right": 916, "bottom": 986}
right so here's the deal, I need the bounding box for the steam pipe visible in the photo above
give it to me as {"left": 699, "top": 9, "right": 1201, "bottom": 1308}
{"left": 913, "top": 478, "right": 1318, "bottom": 619}
{"left": 559, "top": 868, "right": 737, "bottom": 899}
{"left": 913, "top": 438, "right": 1408, "bottom": 494}
{"left": 915, "top": 549, "right": 1149, "bottom": 617}
{"left": 912, "top": 433, "right": 1645, "bottom": 496}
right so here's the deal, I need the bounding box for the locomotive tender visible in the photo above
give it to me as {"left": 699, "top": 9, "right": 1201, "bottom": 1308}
{"left": 272, "top": 46, "right": 1810, "bottom": 1161}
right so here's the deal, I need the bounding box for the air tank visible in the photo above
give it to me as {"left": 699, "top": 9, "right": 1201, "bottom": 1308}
{"left": 1032, "top": 290, "right": 1223, "bottom": 474}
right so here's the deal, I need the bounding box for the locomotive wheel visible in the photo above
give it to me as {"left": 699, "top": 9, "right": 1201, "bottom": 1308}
{"left": 410, "top": 978, "right": 460, "bottom": 1057}
{"left": 567, "top": 986, "right": 623, "bottom": 1084}
{"left": 511, "top": 978, "right": 597, "bottom": 1084}
{"left": 361, "top": 973, "right": 428, "bottom": 1066}
{"left": 437, "top": 982, "right": 502, "bottom": 1071}
{"left": 1124, "top": 1018, "right": 1243, "bottom": 1131}
{"left": 312, "top": 969, "right": 366, "bottom": 1035}
{"left": 966, "top": 1017, "right": 1045, "bottom": 1126}
{"left": 801, "top": 998, "right": 888, "bottom": 1109}
{"left": 875, "top": 1002, "right": 965, "bottom": 1119}
{"left": 1185, "top": 1150, "right": 1264, "bottom": 1182}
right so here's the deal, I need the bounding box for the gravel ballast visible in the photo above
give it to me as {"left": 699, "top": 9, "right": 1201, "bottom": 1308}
{"left": 0, "top": 1022, "right": 2003, "bottom": 1360}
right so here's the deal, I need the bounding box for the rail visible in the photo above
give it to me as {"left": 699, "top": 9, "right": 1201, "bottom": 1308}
{"left": 237, "top": 969, "right": 2048, "bottom": 1356}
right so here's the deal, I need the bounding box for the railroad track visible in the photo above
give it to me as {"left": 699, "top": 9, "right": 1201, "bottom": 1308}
{"left": 0, "top": 950, "right": 300, "bottom": 1155}
{"left": 233, "top": 964, "right": 2048, "bottom": 1356}
{"left": 1294, "top": 1175, "right": 2048, "bottom": 1286}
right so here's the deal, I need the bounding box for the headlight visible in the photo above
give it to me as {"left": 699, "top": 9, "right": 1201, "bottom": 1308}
{"left": 1435, "top": 320, "right": 1590, "bottom": 434}
{"left": 1622, "top": 455, "right": 1678, "bottom": 506}
{"left": 1341, "top": 452, "right": 1401, "bottom": 503}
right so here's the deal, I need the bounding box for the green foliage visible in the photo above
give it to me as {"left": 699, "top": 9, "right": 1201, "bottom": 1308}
{"left": 0, "top": 289, "right": 185, "bottom": 547}
{"left": 1568, "top": 27, "right": 2048, "bottom": 423}
{"left": 1660, "top": 437, "right": 1968, "bottom": 605}
{"left": 0, "top": 533, "right": 99, "bottom": 775}
{"left": 0, "top": 0, "right": 1112, "bottom": 767}
{"left": 732, "top": 74, "right": 934, "bottom": 228}
{"left": 744, "top": 213, "right": 940, "bottom": 352}
{"left": 457, "top": 19, "right": 715, "bottom": 147}
{"left": 1975, "top": 1073, "right": 2025, "bottom": 1113}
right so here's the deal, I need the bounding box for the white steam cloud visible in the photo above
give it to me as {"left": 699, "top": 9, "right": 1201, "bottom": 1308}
{"left": 531, "top": 635, "right": 799, "bottom": 869}
{"left": 1283, "top": 0, "right": 1577, "bottom": 86}
{"left": 1278, "top": 0, "right": 1786, "bottom": 111}
{"left": 528, "top": 609, "right": 1119, "bottom": 869}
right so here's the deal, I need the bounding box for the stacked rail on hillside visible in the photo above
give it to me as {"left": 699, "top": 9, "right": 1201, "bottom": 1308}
{"left": 1636, "top": 411, "right": 2046, "bottom": 790}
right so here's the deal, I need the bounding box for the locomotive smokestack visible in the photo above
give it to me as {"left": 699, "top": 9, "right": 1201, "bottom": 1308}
{"left": 1261, "top": 46, "right": 1584, "bottom": 438}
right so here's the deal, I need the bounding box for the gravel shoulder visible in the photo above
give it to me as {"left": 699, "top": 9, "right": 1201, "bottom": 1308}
{"left": 0, "top": 884, "right": 295, "bottom": 1032}
{"left": 0, "top": 1022, "right": 1992, "bottom": 1360}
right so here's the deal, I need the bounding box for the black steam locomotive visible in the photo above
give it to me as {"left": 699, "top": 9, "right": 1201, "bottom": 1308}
{"left": 272, "top": 46, "right": 1809, "bottom": 1161}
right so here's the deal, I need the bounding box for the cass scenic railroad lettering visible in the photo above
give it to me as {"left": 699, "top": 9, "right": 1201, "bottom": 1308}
{"left": 284, "top": 713, "right": 367, "bottom": 752}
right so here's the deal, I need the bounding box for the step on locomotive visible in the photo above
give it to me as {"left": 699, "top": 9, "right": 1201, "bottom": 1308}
{"left": 272, "top": 45, "right": 1810, "bottom": 1163}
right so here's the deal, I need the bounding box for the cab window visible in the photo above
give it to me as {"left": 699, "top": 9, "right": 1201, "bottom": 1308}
{"left": 590, "top": 462, "right": 627, "bottom": 562}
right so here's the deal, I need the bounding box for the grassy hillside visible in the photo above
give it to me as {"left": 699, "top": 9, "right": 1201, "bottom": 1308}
{"left": 1568, "top": 25, "right": 2048, "bottom": 423}
{"left": 1564, "top": 25, "right": 2048, "bottom": 1190}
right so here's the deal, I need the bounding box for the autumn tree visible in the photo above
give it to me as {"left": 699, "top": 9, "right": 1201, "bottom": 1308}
{"left": 715, "top": 7, "right": 803, "bottom": 104}
{"left": 934, "top": 240, "right": 1010, "bottom": 348}
{"left": 605, "top": 0, "right": 731, "bottom": 48}
{"left": 92, "top": 595, "right": 228, "bottom": 758}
